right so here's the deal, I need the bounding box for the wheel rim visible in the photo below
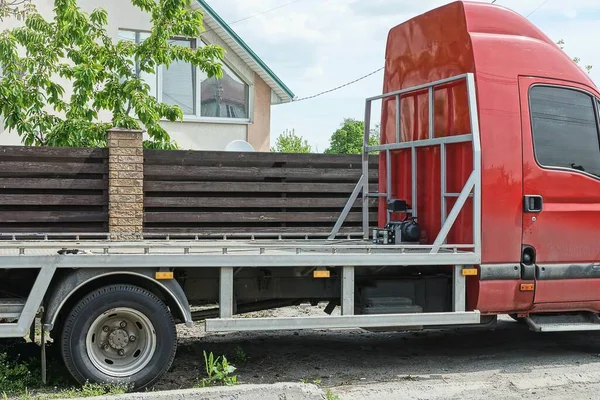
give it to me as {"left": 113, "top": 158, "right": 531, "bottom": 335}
{"left": 86, "top": 307, "right": 157, "bottom": 377}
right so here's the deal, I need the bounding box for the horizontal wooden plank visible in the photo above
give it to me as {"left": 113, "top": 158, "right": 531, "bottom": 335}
{"left": 0, "top": 162, "right": 106, "bottom": 175}
{"left": 0, "top": 194, "right": 107, "bottom": 206}
{"left": 145, "top": 196, "right": 378, "bottom": 208}
{"left": 144, "top": 165, "right": 377, "bottom": 181}
{"left": 144, "top": 181, "right": 377, "bottom": 193}
{"left": 145, "top": 211, "right": 376, "bottom": 223}
{"left": 0, "top": 146, "right": 107, "bottom": 159}
{"left": 0, "top": 226, "right": 106, "bottom": 233}
{"left": 142, "top": 226, "right": 365, "bottom": 234}
{"left": 0, "top": 211, "right": 107, "bottom": 223}
{"left": 0, "top": 178, "right": 107, "bottom": 190}
{"left": 144, "top": 150, "right": 379, "bottom": 168}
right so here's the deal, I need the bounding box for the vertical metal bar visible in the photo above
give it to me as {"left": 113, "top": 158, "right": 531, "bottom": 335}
{"left": 395, "top": 95, "right": 401, "bottom": 143}
{"left": 431, "top": 172, "right": 476, "bottom": 253}
{"left": 41, "top": 323, "right": 47, "bottom": 384}
{"left": 362, "top": 100, "right": 372, "bottom": 239}
{"left": 411, "top": 146, "right": 418, "bottom": 219}
{"left": 219, "top": 267, "right": 234, "bottom": 318}
{"left": 17, "top": 265, "right": 57, "bottom": 335}
{"left": 453, "top": 265, "right": 466, "bottom": 312}
{"left": 329, "top": 175, "right": 366, "bottom": 239}
{"left": 466, "top": 73, "right": 482, "bottom": 257}
{"left": 440, "top": 142, "right": 447, "bottom": 226}
{"left": 341, "top": 266, "right": 355, "bottom": 316}
{"left": 428, "top": 86, "right": 435, "bottom": 139}
{"left": 386, "top": 149, "right": 392, "bottom": 223}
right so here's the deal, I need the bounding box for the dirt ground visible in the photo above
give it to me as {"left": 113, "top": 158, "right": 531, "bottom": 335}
{"left": 152, "top": 305, "right": 600, "bottom": 399}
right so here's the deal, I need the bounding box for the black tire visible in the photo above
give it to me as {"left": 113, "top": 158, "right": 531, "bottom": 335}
{"left": 60, "top": 284, "right": 177, "bottom": 390}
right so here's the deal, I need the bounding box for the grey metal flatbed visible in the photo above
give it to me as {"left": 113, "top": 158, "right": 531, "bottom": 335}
{"left": 0, "top": 73, "right": 483, "bottom": 340}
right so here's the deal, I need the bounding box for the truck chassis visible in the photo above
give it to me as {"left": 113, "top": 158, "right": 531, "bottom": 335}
{"left": 0, "top": 74, "right": 482, "bottom": 387}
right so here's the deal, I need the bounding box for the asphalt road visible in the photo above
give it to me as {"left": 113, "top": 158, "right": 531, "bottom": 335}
{"left": 155, "top": 313, "right": 600, "bottom": 399}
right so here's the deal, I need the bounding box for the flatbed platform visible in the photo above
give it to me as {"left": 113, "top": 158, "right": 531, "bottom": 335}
{"left": 0, "top": 238, "right": 479, "bottom": 268}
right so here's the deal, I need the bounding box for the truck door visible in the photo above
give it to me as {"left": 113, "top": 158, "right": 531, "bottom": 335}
{"left": 519, "top": 77, "right": 600, "bottom": 306}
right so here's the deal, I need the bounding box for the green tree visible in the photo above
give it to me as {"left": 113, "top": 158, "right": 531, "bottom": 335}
{"left": 557, "top": 39, "right": 592, "bottom": 74}
{"left": 0, "top": 0, "right": 224, "bottom": 149}
{"left": 0, "top": 0, "right": 35, "bottom": 20}
{"left": 271, "top": 129, "right": 312, "bottom": 153}
{"left": 324, "top": 118, "right": 379, "bottom": 154}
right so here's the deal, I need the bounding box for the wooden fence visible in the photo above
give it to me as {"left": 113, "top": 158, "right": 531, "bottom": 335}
{"left": 143, "top": 150, "right": 379, "bottom": 236}
{"left": 0, "top": 146, "right": 379, "bottom": 236}
{"left": 0, "top": 146, "right": 108, "bottom": 234}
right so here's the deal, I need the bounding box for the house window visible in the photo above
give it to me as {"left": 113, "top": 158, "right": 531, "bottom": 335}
{"left": 530, "top": 85, "right": 600, "bottom": 178}
{"left": 200, "top": 63, "right": 249, "bottom": 119}
{"left": 118, "top": 29, "right": 250, "bottom": 120}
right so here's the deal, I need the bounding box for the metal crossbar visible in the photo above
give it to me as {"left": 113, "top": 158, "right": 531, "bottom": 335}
{"left": 329, "top": 73, "right": 482, "bottom": 258}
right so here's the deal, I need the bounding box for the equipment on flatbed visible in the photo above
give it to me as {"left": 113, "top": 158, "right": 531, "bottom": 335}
{"left": 1, "top": 0, "right": 600, "bottom": 391}
{"left": 372, "top": 199, "right": 421, "bottom": 244}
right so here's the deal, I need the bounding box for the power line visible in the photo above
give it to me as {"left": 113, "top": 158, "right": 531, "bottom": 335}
{"left": 293, "top": 67, "right": 384, "bottom": 102}
{"left": 291, "top": 0, "right": 536, "bottom": 102}
{"left": 228, "top": 0, "right": 306, "bottom": 25}
{"left": 527, "top": 0, "right": 550, "bottom": 17}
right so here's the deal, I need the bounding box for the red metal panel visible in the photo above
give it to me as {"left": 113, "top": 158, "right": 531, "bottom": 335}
{"left": 475, "top": 280, "right": 534, "bottom": 313}
{"left": 534, "top": 280, "right": 600, "bottom": 305}
{"left": 380, "top": 1, "right": 596, "bottom": 260}
{"left": 379, "top": 1, "right": 474, "bottom": 247}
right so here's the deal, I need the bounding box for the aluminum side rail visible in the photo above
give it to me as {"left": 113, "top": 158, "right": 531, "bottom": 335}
{"left": 0, "top": 251, "right": 480, "bottom": 269}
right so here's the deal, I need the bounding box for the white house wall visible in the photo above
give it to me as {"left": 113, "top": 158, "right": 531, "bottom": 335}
{"left": 0, "top": 0, "right": 273, "bottom": 151}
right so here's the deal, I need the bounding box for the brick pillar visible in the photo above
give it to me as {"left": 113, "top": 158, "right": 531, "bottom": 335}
{"left": 107, "top": 128, "right": 144, "bottom": 239}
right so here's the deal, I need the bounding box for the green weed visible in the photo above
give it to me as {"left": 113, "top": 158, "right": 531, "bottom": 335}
{"left": 196, "top": 351, "right": 238, "bottom": 388}
{"left": 325, "top": 389, "right": 340, "bottom": 400}
{"left": 232, "top": 345, "right": 247, "bottom": 365}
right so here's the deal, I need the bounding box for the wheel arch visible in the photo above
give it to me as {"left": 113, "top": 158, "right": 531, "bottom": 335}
{"left": 44, "top": 268, "right": 192, "bottom": 332}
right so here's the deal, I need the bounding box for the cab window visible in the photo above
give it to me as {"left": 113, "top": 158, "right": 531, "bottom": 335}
{"left": 530, "top": 85, "right": 600, "bottom": 177}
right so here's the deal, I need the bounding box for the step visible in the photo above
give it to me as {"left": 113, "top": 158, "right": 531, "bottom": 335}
{"left": 0, "top": 299, "right": 25, "bottom": 320}
{"left": 206, "top": 311, "right": 481, "bottom": 332}
{"left": 526, "top": 313, "right": 600, "bottom": 332}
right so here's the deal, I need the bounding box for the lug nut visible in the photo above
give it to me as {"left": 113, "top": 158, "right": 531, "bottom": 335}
{"left": 118, "top": 349, "right": 125, "bottom": 356}
{"left": 102, "top": 326, "right": 110, "bottom": 332}
{"left": 129, "top": 335, "right": 136, "bottom": 342}
{"left": 102, "top": 343, "right": 109, "bottom": 350}
{"left": 119, "top": 321, "right": 127, "bottom": 328}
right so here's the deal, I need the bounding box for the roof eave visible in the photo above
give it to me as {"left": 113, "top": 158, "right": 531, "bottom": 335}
{"left": 194, "top": 0, "right": 295, "bottom": 104}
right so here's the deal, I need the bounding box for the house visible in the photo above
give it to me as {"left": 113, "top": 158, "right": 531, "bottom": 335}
{"left": 0, "top": 0, "right": 295, "bottom": 151}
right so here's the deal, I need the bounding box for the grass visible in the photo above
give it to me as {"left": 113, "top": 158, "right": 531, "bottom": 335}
{"left": 324, "top": 389, "right": 340, "bottom": 400}
{"left": 0, "top": 341, "right": 130, "bottom": 399}
{"left": 299, "top": 377, "right": 339, "bottom": 400}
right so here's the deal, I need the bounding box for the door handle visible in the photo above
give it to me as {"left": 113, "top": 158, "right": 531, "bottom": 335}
{"left": 524, "top": 195, "right": 543, "bottom": 213}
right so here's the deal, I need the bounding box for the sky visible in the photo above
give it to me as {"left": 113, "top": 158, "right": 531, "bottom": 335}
{"left": 204, "top": 0, "right": 600, "bottom": 152}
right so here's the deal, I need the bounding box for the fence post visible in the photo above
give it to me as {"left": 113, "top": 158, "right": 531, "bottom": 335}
{"left": 107, "top": 128, "right": 144, "bottom": 240}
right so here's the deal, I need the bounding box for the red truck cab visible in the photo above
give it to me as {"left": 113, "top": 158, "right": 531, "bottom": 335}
{"left": 378, "top": 1, "right": 600, "bottom": 318}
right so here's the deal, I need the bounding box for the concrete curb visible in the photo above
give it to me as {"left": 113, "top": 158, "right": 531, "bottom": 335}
{"left": 68, "top": 383, "right": 326, "bottom": 400}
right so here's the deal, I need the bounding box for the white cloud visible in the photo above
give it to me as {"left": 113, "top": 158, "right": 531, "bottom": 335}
{"left": 204, "top": 0, "right": 600, "bottom": 152}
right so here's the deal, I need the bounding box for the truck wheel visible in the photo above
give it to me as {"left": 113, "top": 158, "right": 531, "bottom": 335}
{"left": 60, "top": 284, "right": 177, "bottom": 390}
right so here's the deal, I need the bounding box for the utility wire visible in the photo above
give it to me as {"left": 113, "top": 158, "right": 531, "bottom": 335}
{"left": 293, "top": 67, "right": 385, "bottom": 102}
{"left": 291, "top": 0, "right": 540, "bottom": 102}
{"left": 527, "top": 0, "right": 550, "bottom": 17}
{"left": 228, "top": 0, "right": 306, "bottom": 25}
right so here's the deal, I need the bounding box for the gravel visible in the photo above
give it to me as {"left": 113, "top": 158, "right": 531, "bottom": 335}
{"left": 153, "top": 305, "right": 600, "bottom": 399}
